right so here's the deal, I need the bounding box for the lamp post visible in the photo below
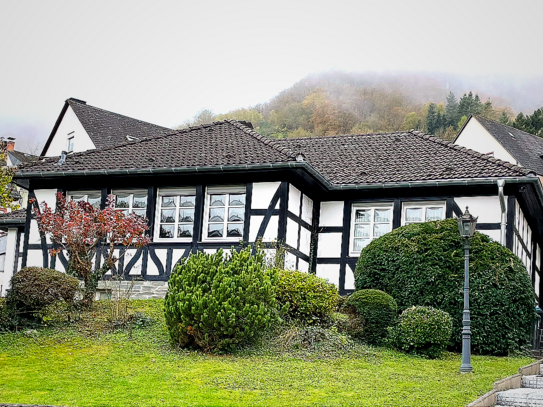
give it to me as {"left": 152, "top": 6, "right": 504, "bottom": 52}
{"left": 457, "top": 206, "right": 478, "bottom": 373}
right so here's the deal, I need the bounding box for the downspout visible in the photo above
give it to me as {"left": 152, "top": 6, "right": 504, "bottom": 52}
{"left": 497, "top": 179, "right": 507, "bottom": 246}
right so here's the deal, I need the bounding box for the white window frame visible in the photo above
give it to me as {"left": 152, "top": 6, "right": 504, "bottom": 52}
{"left": 202, "top": 186, "right": 246, "bottom": 241}
{"left": 112, "top": 189, "right": 148, "bottom": 217}
{"left": 350, "top": 203, "right": 393, "bottom": 256}
{"left": 67, "top": 132, "right": 74, "bottom": 152}
{"left": 401, "top": 201, "right": 446, "bottom": 226}
{"left": 67, "top": 191, "right": 101, "bottom": 208}
{"left": 154, "top": 187, "right": 197, "bottom": 242}
{"left": 0, "top": 233, "right": 7, "bottom": 273}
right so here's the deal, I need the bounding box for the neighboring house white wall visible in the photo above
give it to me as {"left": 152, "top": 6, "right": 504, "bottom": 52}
{"left": 0, "top": 228, "right": 19, "bottom": 296}
{"left": 455, "top": 118, "right": 518, "bottom": 165}
{"left": 44, "top": 106, "right": 95, "bottom": 157}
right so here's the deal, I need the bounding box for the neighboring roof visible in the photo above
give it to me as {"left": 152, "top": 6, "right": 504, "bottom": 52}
{"left": 40, "top": 98, "right": 172, "bottom": 155}
{"left": 463, "top": 116, "right": 543, "bottom": 176}
{"left": 276, "top": 131, "right": 531, "bottom": 185}
{"left": 8, "top": 150, "right": 38, "bottom": 166}
{"left": 0, "top": 209, "right": 26, "bottom": 225}
{"left": 19, "top": 120, "right": 296, "bottom": 175}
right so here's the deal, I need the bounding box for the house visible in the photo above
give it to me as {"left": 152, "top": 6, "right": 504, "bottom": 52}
{"left": 455, "top": 115, "right": 543, "bottom": 177}
{"left": 0, "top": 139, "right": 37, "bottom": 295}
{"left": 1, "top": 100, "right": 543, "bottom": 304}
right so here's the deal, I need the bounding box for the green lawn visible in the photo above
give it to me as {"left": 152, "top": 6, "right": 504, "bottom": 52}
{"left": 0, "top": 300, "right": 533, "bottom": 407}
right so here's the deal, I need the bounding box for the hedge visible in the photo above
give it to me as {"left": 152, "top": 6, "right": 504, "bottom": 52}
{"left": 355, "top": 219, "right": 536, "bottom": 355}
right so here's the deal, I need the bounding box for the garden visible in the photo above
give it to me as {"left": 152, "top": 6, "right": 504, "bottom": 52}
{"left": 0, "top": 218, "right": 538, "bottom": 406}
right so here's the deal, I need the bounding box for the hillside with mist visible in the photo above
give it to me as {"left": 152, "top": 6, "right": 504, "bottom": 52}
{"left": 181, "top": 71, "right": 543, "bottom": 140}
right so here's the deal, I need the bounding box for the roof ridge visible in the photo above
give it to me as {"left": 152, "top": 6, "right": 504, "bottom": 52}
{"left": 278, "top": 131, "right": 411, "bottom": 142}
{"left": 474, "top": 115, "right": 543, "bottom": 141}
{"left": 409, "top": 130, "right": 533, "bottom": 176}
{"left": 67, "top": 99, "right": 172, "bottom": 132}
{"left": 223, "top": 119, "right": 297, "bottom": 160}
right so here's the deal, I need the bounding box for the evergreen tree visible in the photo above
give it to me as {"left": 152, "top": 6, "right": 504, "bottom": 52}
{"left": 457, "top": 93, "right": 473, "bottom": 118}
{"left": 499, "top": 111, "right": 510, "bottom": 125}
{"left": 445, "top": 92, "right": 459, "bottom": 128}
{"left": 426, "top": 103, "right": 439, "bottom": 134}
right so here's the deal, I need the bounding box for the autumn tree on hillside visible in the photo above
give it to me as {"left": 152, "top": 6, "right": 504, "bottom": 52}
{"left": 33, "top": 193, "right": 150, "bottom": 305}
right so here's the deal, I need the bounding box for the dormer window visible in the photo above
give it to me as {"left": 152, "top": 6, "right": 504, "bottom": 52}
{"left": 67, "top": 134, "right": 74, "bottom": 152}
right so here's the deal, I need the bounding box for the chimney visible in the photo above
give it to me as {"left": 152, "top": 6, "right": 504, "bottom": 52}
{"left": 6, "top": 137, "right": 15, "bottom": 151}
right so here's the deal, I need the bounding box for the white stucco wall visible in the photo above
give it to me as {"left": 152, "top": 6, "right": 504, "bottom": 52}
{"left": 316, "top": 263, "right": 339, "bottom": 286}
{"left": 455, "top": 117, "right": 518, "bottom": 165}
{"left": 252, "top": 182, "right": 281, "bottom": 210}
{"left": 0, "top": 228, "right": 18, "bottom": 296}
{"left": 44, "top": 106, "right": 95, "bottom": 157}
{"left": 319, "top": 201, "right": 344, "bottom": 226}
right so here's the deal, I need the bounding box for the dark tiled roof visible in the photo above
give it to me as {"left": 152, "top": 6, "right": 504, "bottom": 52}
{"left": 18, "top": 120, "right": 296, "bottom": 174}
{"left": 276, "top": 131, "right": 531, "bottom": 185}
{"left": 8, "top": 150, "right": 38, "bottom": 165}
{"left": 473, "top": 116, "right": 543, "bottom": 176}
{"left": 68, "top": 98, "right": 173, "bottom": 150}
{"left": 0, "top": 209, "right": 26, "bottom": 224}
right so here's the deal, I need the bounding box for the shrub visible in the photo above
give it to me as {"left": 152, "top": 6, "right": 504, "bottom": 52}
{"left": 6, "top": 267, "right": 79, "bottom": 319}
{"left": 389, "top": 306, "right": 453, "bottom": 358}
{"left": 355, "top": 219, "right": 536, "bottom": 355}
{"left": 164, "top": 247, "right": 278, "bottom": 353}
{"left": 329, "top": 311, "right": 364, "bottom": 339}
{"left": 275, "top": 269, "right": 339, "bottom": 323}
{"left": 346, "top": 289, "right": 397, "bottom": 345}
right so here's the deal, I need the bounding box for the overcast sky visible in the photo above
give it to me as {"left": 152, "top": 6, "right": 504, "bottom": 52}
{"left": 1, "top": 0, "right": 542, "bottom": 152}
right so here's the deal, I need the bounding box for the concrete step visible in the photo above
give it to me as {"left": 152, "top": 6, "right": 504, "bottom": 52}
{"left": 496, "top": 387, "right": 543, "bottom": 406}
{"left": 523, "top": 376, "right": 543, "bottom": 389}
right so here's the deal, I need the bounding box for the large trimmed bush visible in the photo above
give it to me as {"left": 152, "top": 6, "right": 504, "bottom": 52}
{"left": 346, "top": 289, "right": 397, "bottom": 345}
{"left": 6, "top": 267, "right": 79, "bottom": 319}
{"left": 355, "top": 219, "right": 536, "bottom": 355}
{"left": 164, "top": 248, "right": 278, "bottom": 353}
{"left": 389, "top": 306, "right": 453, "bottom": 358}
{"left": 275, "top": 269, "right": 339, "bottom": 323}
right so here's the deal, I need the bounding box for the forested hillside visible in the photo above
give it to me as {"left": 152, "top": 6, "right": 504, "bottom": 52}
{"left": 178, "top": 71, "right": 543, "bottom": 140}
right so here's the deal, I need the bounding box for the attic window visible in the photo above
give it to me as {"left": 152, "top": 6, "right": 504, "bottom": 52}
{"left": 67, "top": 135, "right": 74, "bottom": 152}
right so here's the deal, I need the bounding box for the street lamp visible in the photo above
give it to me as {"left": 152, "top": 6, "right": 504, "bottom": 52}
{"left": 457, "top": 206, "right": 478, "bottom": 373}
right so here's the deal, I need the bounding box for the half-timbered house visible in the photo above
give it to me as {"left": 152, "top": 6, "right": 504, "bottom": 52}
{"left": 2, "top": 99, "right": 543, "bottom": 303}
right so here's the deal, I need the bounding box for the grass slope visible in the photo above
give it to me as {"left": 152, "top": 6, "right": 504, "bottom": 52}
{"left": 0, "top": 300, "right": 533, "bottom": 407}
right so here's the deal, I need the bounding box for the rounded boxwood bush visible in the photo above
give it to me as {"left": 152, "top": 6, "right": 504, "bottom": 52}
{"left": 355, "top": 219, "right": 536, "bottom": 355}
{"left": 346, "top": 289, "right": 397, "bottom": 345}
{"left": 6, "top": 267, "right": 79, "bottom": 318}
{"left": 164, "top": 247, "right": 278, "bottom": 353}
{"left": 389, "top": 306, "right": 453, "bottom": 358}
{"left": 275, "top": 269, "right": 339, "bottom": 323}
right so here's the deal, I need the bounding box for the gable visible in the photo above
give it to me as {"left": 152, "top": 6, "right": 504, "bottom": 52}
{"left": 455, "top": 117, "right": 518, "bottom": 165}
{"left": 42, "top": 105, "right": 95, "bottom": 157}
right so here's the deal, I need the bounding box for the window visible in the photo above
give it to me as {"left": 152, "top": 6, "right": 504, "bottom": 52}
{"left": 350, "top": 204, "right": 393, "bottom": 254}
{"left": 402, "top": 201, "right": 445, "bottom": 225}
{"left": 0, "top": 233, "right": 6, "bottom": 273}
{"left": 155, "top": 188, "right": 196, "bottom": 240}
{"left": 67, "top": 191, "right": 101, "bottom": 208}
{"left": 67, "top": 133, "right": 74, "bottom": 152}
{"left": 203, "top": 187, "right": 246, "bottom": 240}
{"left": 113, "top": 190, "right": 147, "bottom": 217}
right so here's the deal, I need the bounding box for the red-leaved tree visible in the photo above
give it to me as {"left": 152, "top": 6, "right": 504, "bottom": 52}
{"left": 33, "top": 192, "right": 150, "bottom": 304}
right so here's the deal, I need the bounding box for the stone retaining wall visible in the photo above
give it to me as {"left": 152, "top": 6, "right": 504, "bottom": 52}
{"left": 96, "top": 280, "right": 168, "bottom": 300}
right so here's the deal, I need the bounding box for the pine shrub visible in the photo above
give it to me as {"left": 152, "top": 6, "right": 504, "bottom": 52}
{"left": 164, "top": 248, "right": 278, "bottom": 353}
{"left": 389, "top": 306, "right": 453, "bottom": 359}
{"left": 6, "top": 267, "right": 79, "bottom": 319}
{"left": 275, "top": 269, "right": 339, "bottom": 323}
{"left": 346, "top": 289, "right": 397, "bottom": 345}
{"left": 355, "top": 219, "right": 536, "bottom": 355}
